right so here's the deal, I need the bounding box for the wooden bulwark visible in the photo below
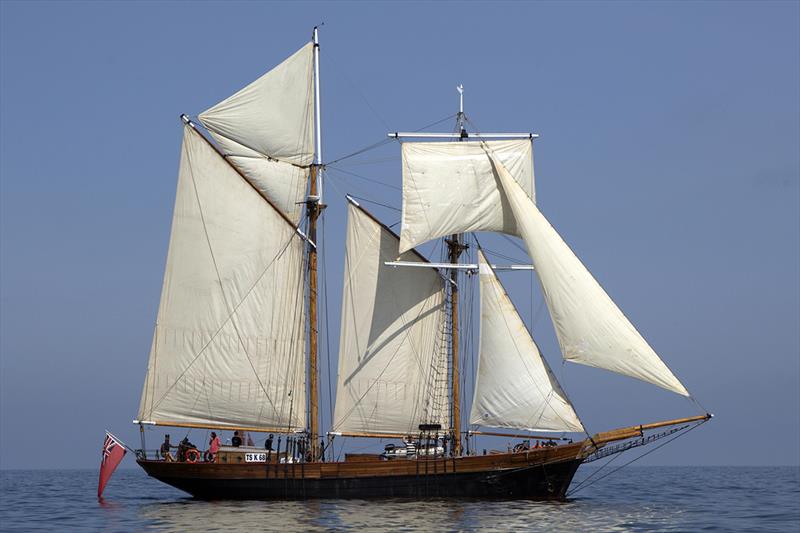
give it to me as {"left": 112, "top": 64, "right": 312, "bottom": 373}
{"left": 139, "top": 440, "right": 586, "bottom": 481}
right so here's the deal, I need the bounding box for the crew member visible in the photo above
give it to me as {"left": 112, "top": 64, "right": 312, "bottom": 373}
{"left": 160, "top": 435, "right": 176, "bottom": 462}
{"left": 205, "top": 431, "right": 220, "bottom": 462}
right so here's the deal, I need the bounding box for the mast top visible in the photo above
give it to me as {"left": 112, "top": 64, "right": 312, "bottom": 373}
{"left": 312, "top": 25, "right": 323, "bottom": 203}
{"left": 456, "top": 85, "right": 466, "bottom": 137}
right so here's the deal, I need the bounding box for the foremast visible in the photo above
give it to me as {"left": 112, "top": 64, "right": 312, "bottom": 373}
{"left": 447, "top": 97, "right": 468, "bottom": 456}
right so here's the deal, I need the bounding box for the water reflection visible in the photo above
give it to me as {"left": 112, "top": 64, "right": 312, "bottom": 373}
{"left": 140, "top": 498, "right": 475, "bottom": 532}
{"left": 140, "top": 496, "right": 673, "bottom": 532}
{"left": 2, "top": 468, "right": 796, "bottom": 532}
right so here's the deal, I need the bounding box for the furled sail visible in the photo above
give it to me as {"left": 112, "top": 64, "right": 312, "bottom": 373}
{"left": 485, "top": 147, "right": 689, "bottom": 396}
{"left": 399, "top": 139, "right": 534, "bottom": 253}
{"left": 332, "top": 201, "right": 450, "bottom": 435}
{"left": 137, "top": 125, "right": 308, "bottom": 431}
{"left": 198, "top": 42, "right": 315, "bottom": 223}
{"left": 469, "top": 250, "right": 584, "bottom": 433}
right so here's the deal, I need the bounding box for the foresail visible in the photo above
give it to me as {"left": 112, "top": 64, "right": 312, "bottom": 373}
{"left": 332, "top": 202, "right": 450, "bottom": 435}
{"left": 470, "top": 250, "right": 584, "bottom": 433}
{"left": 486, "top": 148, "right": 689, "bottom": 396}
{"left": 399, "top": 139, "right": 534, "bottom": 253}
{"left": 198, "top": 42, "right": 315, "bottom": 223}
{"left": 137, "top": 125, "right": 307, "bottom": 430}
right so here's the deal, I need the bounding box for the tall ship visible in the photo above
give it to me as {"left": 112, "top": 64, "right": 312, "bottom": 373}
{"left": 133, "top": 29, "right": 711, "bottom": 500}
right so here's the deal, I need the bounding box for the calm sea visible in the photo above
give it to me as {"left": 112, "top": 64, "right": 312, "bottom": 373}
{"left": 1, "top": 466, "right": 798, "bottom": 532}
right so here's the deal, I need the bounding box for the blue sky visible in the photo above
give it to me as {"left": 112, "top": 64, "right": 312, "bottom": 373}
{"left": 1, "top": 1, "right": 798, "bottom": 469}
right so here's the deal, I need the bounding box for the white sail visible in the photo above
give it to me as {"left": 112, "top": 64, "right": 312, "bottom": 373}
{"left": 486, "top": 148, "right": 690, "bottom": 397}
{"left": 399, "top": 139, "right": 534, "bottom": 253}
{"left": 469, "top": 250, "right": 584, "bottom": 433}
{"left": 332, "top": 201, "right": 450, "bottom": 435}
{"left": 137, "top": 125, "right": 308, "bottom": 430}
{"left": 199, "top": 42, "right": 314, "bottom": 223}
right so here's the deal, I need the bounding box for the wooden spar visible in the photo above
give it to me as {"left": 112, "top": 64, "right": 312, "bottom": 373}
{"left": 134, "top": 419, "right": 304, "bottom": 435}
{"left": 448, "top": 111, "right": 469, "bottom": 457}
{"left": 590, "top": 414, "right": 712, "bottom": 447}
{"left": 308, "top": 165, "right": 321, "bottom": 460}
{"left": 638, "top": 414, "right": 712, "bottom": 431}
{"left": 447, "top": 235, "right": 463, "bottom": 455}
{"left": 469, "top": 430, "right": 571, "bottom": 441}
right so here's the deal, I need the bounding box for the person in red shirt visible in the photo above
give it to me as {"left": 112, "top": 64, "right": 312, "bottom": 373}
{"left": 205, "top": 431, "right": 221, "bottom": 462}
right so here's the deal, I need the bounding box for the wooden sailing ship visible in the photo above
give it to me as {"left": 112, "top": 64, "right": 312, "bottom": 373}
{"left": 133, "top": 29, "right": 711, "bottom": 500}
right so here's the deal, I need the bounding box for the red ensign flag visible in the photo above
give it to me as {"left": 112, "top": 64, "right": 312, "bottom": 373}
{"left": 98, "top": 431, "right": 127, "bottom": 498}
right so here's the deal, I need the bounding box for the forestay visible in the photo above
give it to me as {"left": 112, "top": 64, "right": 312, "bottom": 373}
{"left": 137, "top": 125, "right": 307, "bottom": 431}
{"left": 199, "top": 42, "right": 315, "bottom": 223}
{"left": 399, "top": 139, "right": 534, "bottom": 253}
{"left": 470, "top": 250, "right": 584, "bottom": 433}
{"left": 332, "top": 202, "right": 450, "bottom": 435}
{"left": 486, "top": 147, "right": 689, "bottom": 396}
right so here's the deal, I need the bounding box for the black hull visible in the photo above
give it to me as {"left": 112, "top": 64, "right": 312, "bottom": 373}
{"left": 137, "top": 458, "right": 584, "bottom": 501}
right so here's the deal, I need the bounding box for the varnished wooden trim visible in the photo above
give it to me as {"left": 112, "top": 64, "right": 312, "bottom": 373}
{"left": 590, "top": 414, "right": 711, "bottom": 447}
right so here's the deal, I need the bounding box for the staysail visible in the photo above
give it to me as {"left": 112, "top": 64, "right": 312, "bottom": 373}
{"left": 332, "top": 200, "right": 450, "bottom": 435}
{"left": 137, "top": 125, "right": 308, "bottom": 431}
{"left": 485, "top": 147, "right": 689, "bottom": 396}
{"left": 198, "top": 42, "right": 315, "bottom": 223}
{"left": 469, "top": 250, "right": 584, "bottom": 433}
{"left": 399, "top": 139, "right": 534, "bottom": 253}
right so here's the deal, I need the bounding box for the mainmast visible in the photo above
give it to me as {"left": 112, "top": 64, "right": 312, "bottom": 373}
{"left": 448, "top": 86, "right": 468, "bottom": 456}
{"left": 307, "top": 25, "right": 323, "bottom": 460}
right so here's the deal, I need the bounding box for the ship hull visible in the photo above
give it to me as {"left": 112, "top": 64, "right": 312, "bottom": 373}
{"left": 137, "top": 443, "right": 585, "bottom": 500}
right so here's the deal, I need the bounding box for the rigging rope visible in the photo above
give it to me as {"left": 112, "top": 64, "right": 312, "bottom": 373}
{"left": 326, "top": 166, "right": 401, "bottom": 191}
{"left": 325, "top": 51, "right": 393, "bottom": 132}
{"left": 325, "top": 138, "right": 394, "bottom": 166}
{"left": 566, "top": 420, "right": 707, "bottom": 496}
{"left": 347, "top": 195, "right": 401, "bottom": 212}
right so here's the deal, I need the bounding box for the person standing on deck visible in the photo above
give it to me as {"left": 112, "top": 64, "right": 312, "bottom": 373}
{"left": 205, "top": 432, "right": 220, "bottom": 462}
{"left": 231, "top": 431, "right": 242, "bottom": 447}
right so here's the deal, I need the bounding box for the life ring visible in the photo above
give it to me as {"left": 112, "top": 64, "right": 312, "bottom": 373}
{"left": 185, "top": 448, "right": 200, "bottom": 463}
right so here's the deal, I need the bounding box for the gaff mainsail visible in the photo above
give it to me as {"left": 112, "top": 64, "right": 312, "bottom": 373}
{"left": 332, "top": 200, "right": 450, "bottom": 436}
{"left": 136, "top": 125, "right": 308, "bottom": 431}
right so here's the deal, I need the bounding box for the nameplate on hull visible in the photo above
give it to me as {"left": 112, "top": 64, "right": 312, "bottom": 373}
{"left": 244, "top": 453, "right": 268, "bottom": 463}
